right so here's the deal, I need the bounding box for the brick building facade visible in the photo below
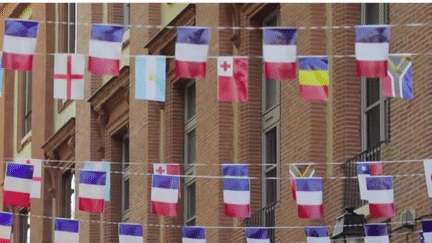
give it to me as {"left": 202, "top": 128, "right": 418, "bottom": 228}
{"left": 0, "top": 3, "right": 430, "bottom": 243}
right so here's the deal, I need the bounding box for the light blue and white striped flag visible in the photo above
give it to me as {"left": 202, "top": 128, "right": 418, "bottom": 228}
{"left": 135, "top": 55, "right": 166, "bottom": 102}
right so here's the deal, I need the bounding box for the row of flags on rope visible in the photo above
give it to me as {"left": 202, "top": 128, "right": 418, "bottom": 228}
{"left": 0, "top": 20, "right": 413, "bottom": 102}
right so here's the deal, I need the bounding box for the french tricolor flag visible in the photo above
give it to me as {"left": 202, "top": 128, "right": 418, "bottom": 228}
{"left": 2, "top": 19, "right": 39, "bottom": 71}
{"left": 54, "top": 218, "right": 80, "bottom": 243}
{"left": 118, "top": 223, "right": 143, "bottom": 243}
{"left": 263, "top": 27, "right": 297, "bottom": 80}
{"left": 182, "top": 226, "right": 206, "bottom": 243}
{"left": 3, "top": 162, "right": 34, "bottom": 208}
{"left": 0, "top": 212, "right": 13, "bottom": 243}
{"left": 357, "top": 161, "right": 383, "bottom": 200}
{"left": 296, "top": 178, "right": 324, "bottom": 219}
{"left": 78, "top": 170, "right": 107, "bottom": 213}
{"left": 304, "top": 226, "right": 331, "bottom": 243}
{"left": 366, "top": 176, "right": 395, "bottom": 218}
{"left": 421, "top": 220, "right": 432, "bottom": 243}
{"left": 355, "top": 25, "right": 390, "bottom": 77}
{"left": 175, "top": 27, "right": 210, "bottom": 79}
{"left": 222, "top": 164, "right": 251, "bottom": 218}
{"left": 245, "top": 227, "right": 270, "bottom": 243}
{"left": 88, "top": 24, "right": 124, "bottom": 76}
{"left": 151, "top": 174, "right": 179, "bottom": 217}
{"left": 364, "top": 223, "right": 389, "bottom": 243}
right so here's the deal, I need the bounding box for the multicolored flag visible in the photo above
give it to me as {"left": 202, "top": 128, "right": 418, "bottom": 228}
{"left": 289, "top": 164, "right": 315, "bottom": 201}
{"left": 298, "top": 56, "right": 329, "bottom": 101}
{"left": 54, "top": 54, "right": 85, "bottom": 100}
{"left": 421, "top": 220, "right": 432, "bottom": 242}
{"left": 54, "top": 218, "right": 80, "bottom": 243}
{"left": 182, "top": 226, "right": 206, "bottom": 243}
{"left": 0, "top": 211, "right": 13, "bottom": 243}
{"left": 118, "top": 223, "right": 143, "bottom": 243}
{"left": 357, "top": 161, "right": 383, "bottom": 200}
{"left": 3, "top": 162, "right": 34, "bottom": 208}
{"left": 153, "top": 163, "right": 181, "bottom": 198}
{"left": 2, "top": 19, "right": 39, "bottom": 71}
{"left": 305, "top": 226, "right": 331, "bottom": 243}
{"left": 83, "top": 162, "right": 111, "bottom": 201}
{"left": 263, "top": 27, "right": 297, "bottom": 80}
{"left": 222, "top": 164, "right": 251, "bottom": 218}
{"left": 14, "top": 158, "right": 42, "bottom": 199}
{"left": 217, "top": 56, "right": 248, "bottom": 102}
{"left": 88, "top": 24, "right": 124, "bottom": 76}
{"left": 296, "top": 177, "right": 324, "bottom": 219}
{"left": 151, "top": 174, "right": 179, "bottom": 217}
{"left": 0, "top": 56, "right": 3, "bottom": 97}
{"left": 78, "top": 170, "right": 107, "bottom": 213}
{"left": 135, "top": 56, "right": 166, "bottom": 102}
{"left": 364, "top": 224, "right": 389, "bottom": 243}
{"left": 355, "top": 25, "right": 390, "bottom": 77}
{"left": 175, "top": 27, "right": 210, "bottom": 79}
{"left": 245, "top": 227, "right": 270, "bottom": 243}
{"left": 382, "top": 55, "right": 413, "bottom": 99}
{"left": 366, "top": 176, "right": 395, "bottom": 218}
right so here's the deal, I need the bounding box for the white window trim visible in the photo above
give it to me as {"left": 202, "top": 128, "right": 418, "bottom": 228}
{"left": 121, "top": 136, "right": 130, "bottom": 222}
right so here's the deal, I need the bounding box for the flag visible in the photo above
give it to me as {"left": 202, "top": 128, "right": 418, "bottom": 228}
{"left": 289, "top": 164, "right": 315, "bottom": 201}
{"left": 78, "top": 170, "right": 106, "bottom": 213}
{"left": 153, "top": 163, "right": 180, "bottom": 175}
{"left": 182, "top": 226, "right": 206, "bottom": 243}
{"left": 382, "top": 54, "right": 413, "bottom": 99}
{"left": 3, "top": 162, "right": 34, "bottom": 208}
{"left": 135, "top": 56, "right": 166, "bottom": 102}
{"left": 422, "top": 220, "right": 432, "bottom": 243}
{"left": 296, "top": 177, "right": 324, "bottom": 219}
{"left": 217, "top": 56, "right": 248, "bottom": 102}
{"left": 298, "top": 56, "right": 329, "bottom": 101}
{"left": 151, "top": 174, "right": 179, "bottom": 217}
{"left": 364, "top": 224, "right": 389, "bottom": 243}
{"left": 263, "top": 27, "right": 297, "bottom": 80}
{"left": 2, "top": 19, "right": 39, "bottom": 71}
{"left": 420, "top": 231, "right": 425, "bottom": 243}
{"left": 245, "top": 227, "right": 270, "bottom": 243}
{"left": 357, "top": 161, "right": 383, "bottom": 200}
{"left": 54, "top": 54, "right": 85, "bottom": 100}
{"left": 54, "top": 218, "right": 80, "bottom": 243}
{"left": 424, "top": 160, "right": 432, "bottom": 198}
{"left": 355, "top": 25, "right": 390, "bottom": 77}
{"left": 88, "top": 24, "right": 124, "bottom": 76}
{"left": 0, "top": 212, "right": 13, "bottom": 243}
{"left": 222, "top": 164, "right": 251, "bottom": 218}
{"left": 366, "top": 176, "right": 395, "bottom": 218}
{"left": 0, "top": 56, "right": 3, "bottom": 97}
{"left": 14, "top": 159, "right": 42, "bottom": 199}
{"left": 118, "top": 223, "right": 143, "bottom": 243}
{"left": 305, "top": 226, "right": 331, "bottom": 243}
{"left": 175, "top": 27, "right": 210, "bottom": 78}
{"left": 83, "top": 162, "right": 111, "bottom": 201}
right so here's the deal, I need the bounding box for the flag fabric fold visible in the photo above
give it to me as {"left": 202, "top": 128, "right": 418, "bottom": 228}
{"left": 422, "top": 220, "right": 432, "bottom": 243}
{"left": 304, "top": 226, "right": 331, "bottom": 243}
{"left": 424, "top": 160, "right": 432, "bottom": 198}
{"left": 88, "top": 24, "right": 124, "bottom": 76}
{"left": 222, "top": 164, "right": 251, "bottom": 218}
{"left": 2, "top": 19, "right": 39, "bottom": 71}
{"left": 78, "top": 170, "right": 107, "bottom": 213}
{"left": 54, "top": 218, "right": 80, "bottom": 243}
{"left": 151, "top": 174, "right": 180, "bottom": 217}
{"left": 0, "top": 211, "right": 13, "bottom": 243}
{"left": 175, "top": 27, "right": 210, "bottom": 79}
{"left": 295, "top": 177, "right": 324, "bottom": 219}
{"left": 118, "top": 223, "right": 143, "bottom": 243}
{"left": 54, "top": 54, "right": 85, "bottom": 100}
{"left": 382, "top": 55, "right": 413, "bottom": 99}
{"left": 364, "top": 223, "right": 389, "bottom": 243}
{"left": 3, "top": 162, "right": 34, "bottom": 208}
{"left": 366, "top": 176, "right": 395, "bottom": 218}
{"left": 355, "top": 25, "right": 390, "bottom": 77}
{"left": 135, "top": 55, "right": 166, "bottom": 102}
{"left": 182, "top": 226, "right": 206, "bottom": 243}
{"left": 245, "top": 227, "right": 270, "bottom": 243}
{"left": 298, "top": 56, "right": 329, "bottom": 101}
{"left": 263, "top": 27, "right": 297, "bottom": 80}
{"left": 289, "top": 164, "right": 315, "bottom": 201}
{"left": 217, "top": 56, "right": 248, "bottom": 102}
{"left": 357, "top": 161, "right": 383, "bottom": 200}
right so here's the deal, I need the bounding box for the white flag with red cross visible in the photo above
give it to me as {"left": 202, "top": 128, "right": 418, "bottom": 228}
{"left": 54, "top": 54, "right": 85, "bottom": 100}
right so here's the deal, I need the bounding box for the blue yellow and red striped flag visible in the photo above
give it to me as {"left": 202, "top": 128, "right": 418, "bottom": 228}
{"left": 298, "top": 56, "right": 329, "bottom": 101}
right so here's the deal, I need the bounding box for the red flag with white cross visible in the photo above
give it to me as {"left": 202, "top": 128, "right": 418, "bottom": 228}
{"left": 217, "top": 56, "right": 248, "bottom": 102}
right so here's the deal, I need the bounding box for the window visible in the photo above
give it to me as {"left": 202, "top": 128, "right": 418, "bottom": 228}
{"left": 20, "top": 210, "right": 31, "bottom": 243}
{"left": 123, "top": 3, "right": 130, "bottom": 27}
{"left": 63, "top": 171, "right": 76, "bottom": 219}
{"left": 59, "top": 3, "right": 76, "bottom": 53}
{"left": 184, "top": 82, "right": 196, "bottom": 226}
{"left": 121, "top": 135, "right": 130, "bottom": 222}
{"left": 22, "top": 72, "right": 32, "bottom": 138}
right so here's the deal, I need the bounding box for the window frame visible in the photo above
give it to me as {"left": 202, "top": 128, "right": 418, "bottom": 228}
{"left": 121, "top": 135, "right": 130, "bottom": 222}
{"left": 62, "top": 170, "right": 76, "bottom": 219}
{"left": 19, "top": 209, "right": 31, "bottom": 243}
{"left": 123, "top": 3, "right": 130, "bottom": 28}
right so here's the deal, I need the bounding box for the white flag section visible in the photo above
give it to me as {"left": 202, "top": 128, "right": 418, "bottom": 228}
{"left": 15, "top": 158, "right": 42, "bottom": 198}
{"left": 424, "top": 160, "right": 432, "bottom": 197}
{"left": 54, "top": 54, "right": 85, "bottom": 100}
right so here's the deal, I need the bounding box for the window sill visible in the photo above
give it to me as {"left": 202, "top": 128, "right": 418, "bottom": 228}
{"left": 57, "top": 99, "right": 73, "bottom": 113}
{"left": 18, "top": 131, "right": 32, "bottom": 152}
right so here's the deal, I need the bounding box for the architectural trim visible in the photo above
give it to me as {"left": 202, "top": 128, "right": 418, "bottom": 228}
{"left": 42, "top": 118, "right": 76, "bottom": 159}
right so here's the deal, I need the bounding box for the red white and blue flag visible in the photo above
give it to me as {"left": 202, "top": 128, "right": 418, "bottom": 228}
{"left": 355, "top": 25, "right": 390, "bottom": 77}
{"left": 151, "top": 174, "right": 179, "bottom": 217}
{"left": 263, "top": 27, "right": 297, "bottom": 80}
{"left": 421, "top": 220, "right": 432, "bottom": 243}
{"left": 382, "top": 55, "right": 413, "bottom": 99}
{"left": 175, "top": 27, "right": 210, "bottom": 79}
{"left": 305, "top": 226, "right": 331, "bottom": 243}
{"left": 420, "top": 231, "right": 425, "bottom": 243}
{"left": 88, "top": 24, "right": 124, "bottom": 76}
{"left": 54, "top": 218, "right": 80, "bottom": 243}
{"left": 2, "top": 19, "right": 39, "bottom": 71}
{"left": 118, "top": 223, "right": 143, "bottom": 243}
{"left": 15, "top": 158, "right": 42, "bottom": 199}
{"left": 364, "top": 224, "right": 389, "bottom": 243}
{"left": 222, "top": 164, "right": 251, "bottom": 218}
{"left": 3, "top": 162, "right": 34, "bottom": 208}
{"left": 0, "top": 212, "right": 13, "bottom": 243}
{"left": 289, "top": 164, "right": 315, "bottom": 201}
{"left": 357, "top": 161, "right": 383, "bottom": 200}
{"left": 182, "top": 226, "right": 206, "bottom": 243}
{"left": 217, "top": 56, "right": 248, "bottom": 102}
{"left": 245, "top": 227, "right": 270, "bottom": 243}
{"left": 296, "top": 177, "right": 324, "bottom": 219}
{"left": 78, "top": 170, "right": 107, "bottom": 213}
{"left": 54, "top": 54, "right": 85, "bottom": 100}
{"left": 366, "top": 176, "right": 395, "bottom": 218}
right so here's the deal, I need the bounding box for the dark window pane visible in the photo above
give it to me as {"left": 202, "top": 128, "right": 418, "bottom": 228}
{"left": 186, "top": 183, "right": 196, "bottom": 220}
{"left": 265, "top": 79, "right": 277, "bottom": 110}
{"left": 265, "top": 128, "right": 277, "bottom": 166}
{"left": 367, "top": 106, "right": 381, "bottom": 148}
{"left": 63, "top": 172, "right": 74, "bottom": 218}
{"left": 123, "top": 178, "right": 129, "bottom": 212}
{"left": 122, "top": 137, "right": 130, "bottom": 169}
{"left": 366, "top": 78, "right": 380, "bottom": 106}
{"left": 69, "top": 3, "right": 76, "bottom": 53}
{"left": 123, "top": 3, "right": 130, "bottom": 27}
{"left": 187, "top": 129, "right": 196, "bottom": 165}
{"left": 365, "top": 3, "right": 380, "bottom": 25}
{"left": 265, "top": 169, "right": 277, "bottom": 205}
{"left": 23, "top": 72, "right": 32, "bottom": 136}
{"left": 186, "top": 83, "right": 196, "bottom": 120}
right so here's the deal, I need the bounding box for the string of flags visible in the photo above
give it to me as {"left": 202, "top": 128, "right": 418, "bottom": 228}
{"left": 0, "top": 20, "right": 414, "bottom": 103}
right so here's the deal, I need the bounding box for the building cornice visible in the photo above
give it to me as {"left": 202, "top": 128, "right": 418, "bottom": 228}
{"left": 42, "top": 118, "right": 75, "bottom": 159}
